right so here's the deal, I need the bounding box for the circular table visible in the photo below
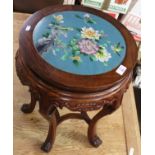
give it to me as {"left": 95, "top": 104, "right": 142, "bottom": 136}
{"left": 16, "top": 5, "right": 138, "bottom": 152}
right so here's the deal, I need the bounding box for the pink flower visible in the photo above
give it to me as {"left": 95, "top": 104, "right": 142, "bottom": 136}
{"left": 78, "top": 39, "right": 99, "bottom": 55}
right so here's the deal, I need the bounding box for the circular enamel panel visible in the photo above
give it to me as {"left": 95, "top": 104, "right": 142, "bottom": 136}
{"left": 33, "top": 11, "right": 126, "bottom": 75}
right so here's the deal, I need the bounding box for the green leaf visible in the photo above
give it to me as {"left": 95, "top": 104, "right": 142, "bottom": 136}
{"left": 67, "top": 45, "right": 71, "bottom": 48}
{"left": 103, "top": 62, "right": 108, "bottom": 66}
{"left": 71, "top": 39, "right": 77, "bottom": 44}
{"left": 74, "top": 51, "right": 81, "bottom": 55}
{"left": 116, "top": 52, "right": 121, "bottom": 56}
{"left": 42, "top": 32, "right": 50, "bottom": 38}
{"left": 70, "top": 40, "right": 76, "bottom": 46}
{"left": 116, "top": 42, "right": 120, "bottom": 48}
{"left": 51, "top": 21, "right": 58, "bottom": 25}
{"left": 72, "top": 50, "right": 81, "bottom": 56}
{"left": 72, "top": 45, "right": 79, "bottom": 51}
{"left": 61, "top": 53, "right": 68, "bottom": 61}
{"left": 73, "top": 60, "right": 80, "bottom": 66}
{"left": 89, "top": 55, "right": 97, "bottom": 61}
{"left": 95, "top": 39, "right": 99, "bottom": 43}
{"left": 73, "top": 36, "right": 78, "bottom": 39}
{"left": 86, "top": 19, "right": 96, "bottom": 24}
{"left": 81, "top": 53, "right": 87, "bottom": 56}
{"left": 75, "top": 28, "right": 81, "bottom": 32}
{"left": 99, "top": 45, "right": 105, "bottom": 49}
{"left": 75, "top": 14, "right": 83, "bottom": 19}
{"left": 103, "top": 43, "right": 108, "bottom": 47}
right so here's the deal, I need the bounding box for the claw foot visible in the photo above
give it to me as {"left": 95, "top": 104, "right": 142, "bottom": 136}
{"left": 89, "top": 135, "right": 102, "bottom": 147}
{"left": 21, "top": 103, "right": 34, "bottom": 113}
{"left": 41, "top": 141, "right": 52, "bottom": 152}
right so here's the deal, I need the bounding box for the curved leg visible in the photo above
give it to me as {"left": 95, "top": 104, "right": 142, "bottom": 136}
{"left": 21, "top": 88, "right": 39, "bottom": 113}
{"left": 55, "top": 109, "right": 61, "bottom": 122}
{"left": 41, "top": 108, "right": 57, "bottom": 152}
{"left": 39, "top": 95, "right": 57, "bottom": 152}
{"left": 88, "top": 98, "right": 122, "bottom": 147}
{"left": 81, "top": 111, "right": 91, "bottom": 124}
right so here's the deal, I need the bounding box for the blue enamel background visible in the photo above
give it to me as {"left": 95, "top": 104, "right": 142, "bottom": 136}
{"left": 33, "top": 11, "right": 126, "bottom": 75}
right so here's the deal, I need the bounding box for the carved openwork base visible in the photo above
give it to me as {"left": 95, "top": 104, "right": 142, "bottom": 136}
{"left": 20, "top": 93, "right": 122, "bottom": 152}
{"left": 16, "top": 49, "right": 131, "bottom": 153}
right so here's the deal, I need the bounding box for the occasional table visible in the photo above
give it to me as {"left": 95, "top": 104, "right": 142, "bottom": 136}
{"left": 16, "top": 5, "right": 138, "bottom": 152}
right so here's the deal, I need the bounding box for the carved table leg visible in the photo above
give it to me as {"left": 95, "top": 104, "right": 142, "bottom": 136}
{"left": 39, "top": 95, "right": 57, "bottom": 152}
{"left": 55, "top": 109, "right": 61, "bottom": 122}
{"left": 41, "top": 109, "right": 57, "bottom": 152}
{"left": 21, "top": 88, "right": 38, "bottom": 113}
{"left": 87, "top": 98, "right": 122, "bottom": 147}
{"left": 81, "top": 111, "right": 91, "bottom": 124}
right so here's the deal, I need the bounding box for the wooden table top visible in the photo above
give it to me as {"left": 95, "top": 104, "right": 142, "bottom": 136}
{"left": 14, "top": 12, "right": 140, "bottom": 155}
{"left": 19, "top": 5, "right": 137, "bottom": 93}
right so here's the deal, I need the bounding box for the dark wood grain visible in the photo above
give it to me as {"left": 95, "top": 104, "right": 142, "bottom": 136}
{"left": 21, "top": 87, "right": 39, "bottom": 113}
{"left": 16, "top": 5, "right": 138, "bottom": 153}
{"left": 16, "top": 47, "right": 132, "bottom": 152}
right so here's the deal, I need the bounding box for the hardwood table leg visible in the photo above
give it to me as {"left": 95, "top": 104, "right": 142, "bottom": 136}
{"left": 20, "top": 84, "right": 124, "bottom": 152}
{"left": 39, "top": 94, "right": 58, "bottom": 152}
{"left": 41, "top": 109, "right": 57, "bottom": 152}
{"left": 21, "top": 88, "right": 38, "bottom": 113}
{"left": 87, "top": 98, "right": 122, "bottom": 147}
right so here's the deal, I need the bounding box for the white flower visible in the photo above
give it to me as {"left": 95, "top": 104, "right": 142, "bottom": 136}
{"left": 38, "top": 37, "right": 50, "bottom": 45}
{"left": 53, "top": 15, "right": 64, "bottom": 23}
{"left": 84, "top": 13, "right": 90, "bottom": 18}
{"left": 95, "top": 47, "right": 112, "bottom": 62}
{"left": 81, "top": 27, "right": 101, "bottom": 40}
{"left": 48, "top": 23, "right": 52, "bottom": 27}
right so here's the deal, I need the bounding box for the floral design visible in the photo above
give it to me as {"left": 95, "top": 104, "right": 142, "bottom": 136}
{"left": 111, "top": 42, "right": 124, "bottom": 56}
{"left": 75, "top": 13, "right": 96, "bottom": 24}
{"left": 53, "top": 15, "right": 64, "bottom": 23}
{"left": 36, "top": 13, "right": 125, "bottom": 66}
{"left": 95, "top": 47, "right": 112, "bottom": 63}
{"left": 84, "top": 14, "right": 90, "bottom": 18}
{"left": 81, "top": 27, "right": 101, "bottom": 40}
{"left": 36, "top": 14, "right": 73, "bottom": 54}
{"left": 71, "top": 56, "right": 82, "bottom": 62}
{"left": 78, "top": 39, "right": 99, "bottom": 54}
